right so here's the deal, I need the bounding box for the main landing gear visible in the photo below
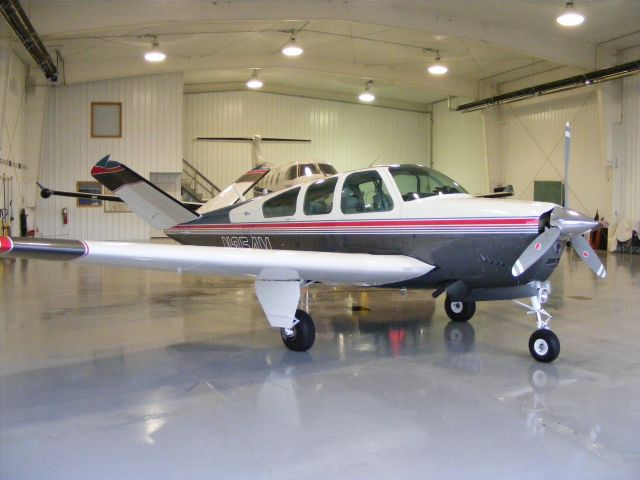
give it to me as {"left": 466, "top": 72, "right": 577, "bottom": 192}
{"left": 444, "top": 296, "right": 476, "bottom": 322}
{"left": 280, "top": 309, "right": 316, "bottom": 352}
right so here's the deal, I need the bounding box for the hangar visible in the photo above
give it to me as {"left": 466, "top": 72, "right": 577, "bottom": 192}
{"left": 1, "top": 1, "right": 640, "bottom": 478}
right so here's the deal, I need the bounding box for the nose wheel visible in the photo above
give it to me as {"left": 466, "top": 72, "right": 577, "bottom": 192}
{"left": 529, "top": 329, "right": 560, "bottom": 363}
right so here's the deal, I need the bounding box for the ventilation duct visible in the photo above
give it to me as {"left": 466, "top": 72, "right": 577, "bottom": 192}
{"left": 0, "top": 0, "right": 58, "bottom": 82}
{"left": 458, "top": 59, "right": 640, "bottom": 113}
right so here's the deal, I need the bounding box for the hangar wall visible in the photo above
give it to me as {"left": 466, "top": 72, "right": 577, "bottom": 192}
{"left": 497, "top": 68, "right": 611, "bottom": 222}
{"left": 430, "top": 99, "right": 489, "bottom": 195}
{"left": 614, "top": 46, "right": 640, "bottom": 228}
{"left": 37, "top": 73, "right": 183, "bottom": 240}
{"left": 184, "top": 91, "right": 429, "bottom": 190}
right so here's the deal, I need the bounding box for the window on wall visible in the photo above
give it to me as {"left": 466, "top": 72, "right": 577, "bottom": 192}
{"left": 263, "top": 187, "right": 300, "bottom": 218}
{"left": 340, "top": 170, "right": 393, "bottom": 214}
{"left": 304, "top": 177, "right": 337, "bottom": 215}
{"left": 91, "top": 102, "right": 122, "bottom": 138}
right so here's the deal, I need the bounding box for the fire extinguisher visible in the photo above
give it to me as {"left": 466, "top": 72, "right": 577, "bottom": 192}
{"left": 62, "top": 207, "right": 68, "bottom": 225}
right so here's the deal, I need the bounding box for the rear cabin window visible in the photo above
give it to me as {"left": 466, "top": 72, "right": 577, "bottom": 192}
{"left": 262, "top": 187, "right": 300, "bottom": 218}
{"left": 303, "top": 177, "right": 338, "bottom": 215}
{"left": 340, "top": 171, "right": 393, "bottom": 214}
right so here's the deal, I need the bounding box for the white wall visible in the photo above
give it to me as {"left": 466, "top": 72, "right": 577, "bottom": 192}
{"left": 0, "top": 45, "right": 27, "bottom": 236}
{"left": 184, "top": 91, "right": 428, "bottom": 190}
{"left": 613, "top": 47, "right": 640, "bottom": 228}
{"left": 431, "top": 99, "right": 488, "bottom": 195}
{"left": 37, "top": 73, "right": 183, "bottom": 240}
{"left": 497, "top": 69, "right": 611, "bottom": 221}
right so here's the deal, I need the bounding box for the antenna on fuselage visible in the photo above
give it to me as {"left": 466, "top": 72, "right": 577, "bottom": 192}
{"left": 368, "top": 153, "right": 382, "bottom": 168}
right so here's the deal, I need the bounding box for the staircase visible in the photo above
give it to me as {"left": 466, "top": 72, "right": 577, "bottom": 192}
{"left": 182, "top": 159, "right": 220, "bottom": 203}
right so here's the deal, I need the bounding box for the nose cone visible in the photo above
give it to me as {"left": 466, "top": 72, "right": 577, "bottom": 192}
{"left": 550, "top": 207, "right": 600, "bottom": 236}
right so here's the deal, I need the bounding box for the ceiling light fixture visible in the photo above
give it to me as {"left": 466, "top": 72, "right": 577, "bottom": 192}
{"left": 246, "top": 69, "right": 263, "bottom": 89}
{"left": 427, "top": 51, "right": 448, "bottom": 75}
{"left": 281, "top": 31, "right": 303, "bottom": 57}
{"left": 556, "top": 1, "right": 584, "bottom": 27}
{"left": 144, "top": 36, "right": 166, "bottom": 62}
{"left": 358, "top": 81, "right": 375, "bottom": 103}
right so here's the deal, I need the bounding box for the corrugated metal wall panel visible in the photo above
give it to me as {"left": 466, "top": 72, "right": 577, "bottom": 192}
{"left": 37, "top": 73, "right": 183, "bottom": 240}
{"left": 616, "top": 74, "right": 640, "bottom": 224}
{"left": 431, "top": 100, "right": 488, "bottom": 195}
{"left": 499, "top": 78, "right": 611, "bottom": 220}
{"left": 184, "top": 91, "right": 428, "bottom": 190}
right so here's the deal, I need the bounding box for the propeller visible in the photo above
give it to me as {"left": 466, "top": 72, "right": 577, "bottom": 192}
{"left": 511, "top": 206, "right": 606, "bottom": 278}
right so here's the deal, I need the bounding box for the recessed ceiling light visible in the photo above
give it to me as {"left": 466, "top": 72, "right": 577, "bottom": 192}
{"left": 557, "top": 1, "right": 584, "bottom": 26}
{"left": 144, "top": 37, "right": 166, "bottom": 62}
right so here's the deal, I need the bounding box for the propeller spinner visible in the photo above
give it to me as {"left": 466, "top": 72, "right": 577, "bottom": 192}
{"left": 512, "top": 207, "right": 606, "bottom": 279}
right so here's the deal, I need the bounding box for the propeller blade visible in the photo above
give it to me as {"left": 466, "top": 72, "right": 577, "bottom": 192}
{"left": 571, "top": 234, "right": 607, "bottom": 278}
{"left": 512, "top": 228, "right": 561, "bottom": 277}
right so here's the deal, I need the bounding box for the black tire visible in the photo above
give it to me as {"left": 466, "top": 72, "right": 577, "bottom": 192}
{"left": 280, "top": 309, "right": 316, "bottom": 352}
{"left": 528, "top": 329, "right": 560, "bottom": 363}
{"left": 444, "top": 296, "right": 476, "bottom": 322}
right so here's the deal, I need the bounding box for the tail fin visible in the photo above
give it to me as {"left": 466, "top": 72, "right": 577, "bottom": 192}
{"left": 91, "top": 155, "right": 198, "bottom": 230}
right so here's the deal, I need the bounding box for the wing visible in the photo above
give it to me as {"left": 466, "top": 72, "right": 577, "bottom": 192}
{"left": 0, "top": 236, "right": 433, "bottom": 286}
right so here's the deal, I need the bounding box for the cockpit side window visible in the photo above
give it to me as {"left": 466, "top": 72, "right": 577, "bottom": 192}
{"left": 340, "top": 170, "right": 393, "bottom": 214}
{"left": 303, "top": 177, "right": 338, "bottom": 215}
{"left": 389, "top": 165, "right": 467, "bottom": 201}
{"left": 263, "top": 187, "right": 300, "bottom": 218}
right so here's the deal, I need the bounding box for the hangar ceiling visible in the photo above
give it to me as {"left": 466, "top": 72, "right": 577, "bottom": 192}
{"left": 3, "top": 0, "right": 640, "bottom": 110}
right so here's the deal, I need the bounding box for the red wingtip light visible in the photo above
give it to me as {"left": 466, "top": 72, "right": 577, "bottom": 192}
{"left": 0, "top": 236, "right": 13, "bottom": 255}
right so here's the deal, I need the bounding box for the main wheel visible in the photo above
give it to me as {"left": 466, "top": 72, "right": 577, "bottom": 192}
{"left": 444, "top": 296, "right": 476, "bottom": 322}
{"left": 528, "top": 329, "right": 560, "bottom": 363}
{"left": 280, "top": 309, "right": 316, "bottom": 352}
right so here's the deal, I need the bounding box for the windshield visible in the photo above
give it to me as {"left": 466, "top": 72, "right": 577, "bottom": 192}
{"left": 388, "top": 165, "right": 467, "bottom": 201}
{"left": 318, "top": 163, "right": 337, "bottom": 175}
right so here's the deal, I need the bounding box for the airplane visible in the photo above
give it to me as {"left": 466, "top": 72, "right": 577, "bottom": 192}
{"left": 0, "top": 155, "right": 606, "bottom": 363}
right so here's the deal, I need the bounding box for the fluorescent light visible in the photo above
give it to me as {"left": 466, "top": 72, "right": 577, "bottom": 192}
{"left": 144, "top": 38, "right": 166, "bottom": 62}
{"left": 358, "top": 81, "right": 375, "bottom": 102}
{"left": 428, "top": 51, "right": 447, "bottom": 75}
{"left": 281, "top": 37, "right": 303, "bottom": 57}
{"left": 246, "top": 70, "right": 263, "bottom": 89}
{"left": 557, "top": 2, "right": 584, "bottom": 26}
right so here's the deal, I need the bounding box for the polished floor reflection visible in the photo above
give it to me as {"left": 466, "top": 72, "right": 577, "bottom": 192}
{"left": 1, "top": 250, "right": 639, "bottom": 479}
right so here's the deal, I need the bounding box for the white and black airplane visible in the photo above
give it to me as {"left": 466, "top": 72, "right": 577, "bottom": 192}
{"left": 1, "top": 155, "right": 605, "bottom": 362}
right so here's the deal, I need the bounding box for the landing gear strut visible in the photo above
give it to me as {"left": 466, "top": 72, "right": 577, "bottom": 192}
{"left": 280, "top": 309, "right": 316, "bottom": 352}
{"left": 444, "top": 295, "right": 476, "bottom": 322}
{"left": 514, "top": 281, "right": 560, "bottom": 363}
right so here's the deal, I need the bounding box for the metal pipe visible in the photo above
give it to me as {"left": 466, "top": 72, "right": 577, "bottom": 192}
{"left": 458, "top": 59, "right": 640, "bottom": 113}
{"left": 0, "top": 0, "right": 58, "bottom": 82}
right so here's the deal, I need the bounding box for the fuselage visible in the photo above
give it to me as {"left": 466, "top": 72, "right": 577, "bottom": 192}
{"left": 166, "top": 165, "right": 563, "bottom": 290}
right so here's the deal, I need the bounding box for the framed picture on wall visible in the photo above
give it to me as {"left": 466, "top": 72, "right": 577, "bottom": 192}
{"left": 76, "top": 181, "right": 103, "bottom": 207}
{"left": 91, "top": 102, "right": 122, "bottom": 138}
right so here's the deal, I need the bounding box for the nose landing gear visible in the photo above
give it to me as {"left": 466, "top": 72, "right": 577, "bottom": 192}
{"left": 514, "top": 281, "right": 560, "bottom": 363}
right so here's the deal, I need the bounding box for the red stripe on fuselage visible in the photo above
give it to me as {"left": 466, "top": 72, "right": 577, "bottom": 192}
{"left": 169, "top": 218, "right": 539, "bottom": 231}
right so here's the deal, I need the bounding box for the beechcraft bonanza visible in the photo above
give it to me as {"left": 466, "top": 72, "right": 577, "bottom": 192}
{"left": 2, "top": 155, "right": 606, "bottom": 362}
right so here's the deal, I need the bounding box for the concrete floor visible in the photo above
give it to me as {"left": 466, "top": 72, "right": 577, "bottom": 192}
{"left": 1, "top": 250, "right": 639, "bottom": 479}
